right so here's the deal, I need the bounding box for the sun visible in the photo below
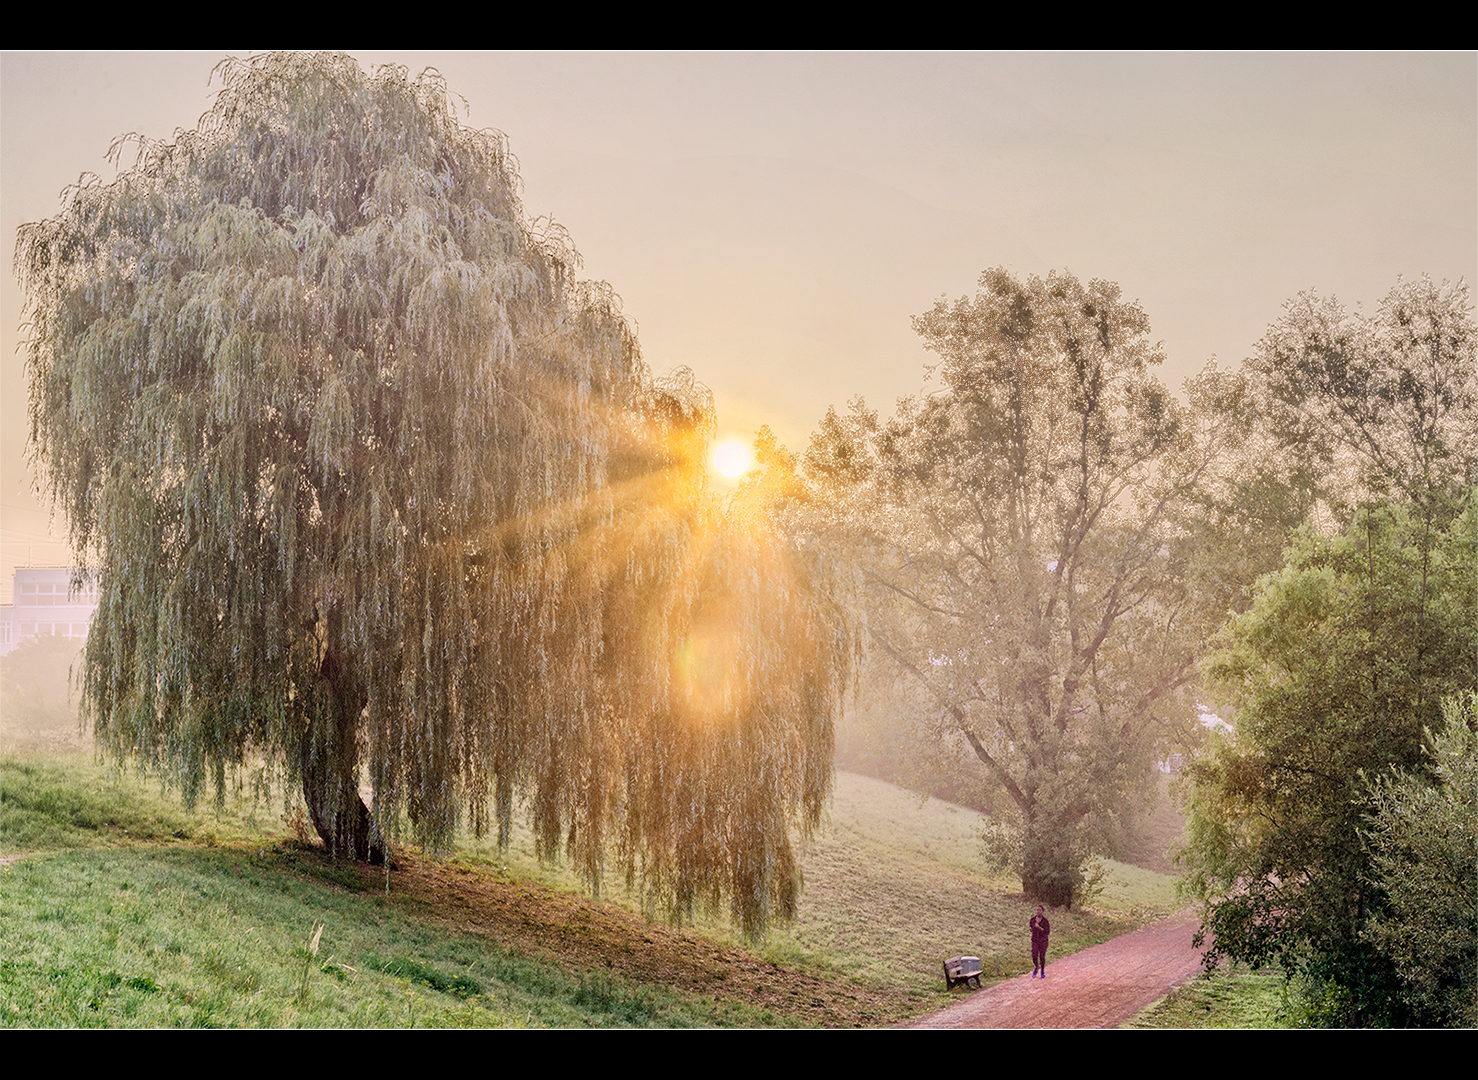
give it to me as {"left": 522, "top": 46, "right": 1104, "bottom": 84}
{"left": 712, "top": 440, "right": 752, "bottom": 478}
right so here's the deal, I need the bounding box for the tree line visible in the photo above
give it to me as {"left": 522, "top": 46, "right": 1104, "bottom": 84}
{"left": 15, "top": 53, "right": 1475, "bottom": 1020}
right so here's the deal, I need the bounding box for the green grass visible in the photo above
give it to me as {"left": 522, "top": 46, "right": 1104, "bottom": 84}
{"left": 0, "top": 845, "right": 775, "bottom": 1028}
{"left": 3, "top": 755, "right": 1185, "bottom": 1027}
{"left": 1124, "top": 967, "right": 1291, "bottom": 1028}
{"left": 1, "top": 756, "right": 782, "bottom": 1027}
{"left": 1, "top": 756, "right": 273, "bottom": 853}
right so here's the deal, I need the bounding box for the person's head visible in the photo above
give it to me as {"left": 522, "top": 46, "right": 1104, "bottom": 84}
{"left": 1036, "top": 905, "right": 1044, "bottom": 916}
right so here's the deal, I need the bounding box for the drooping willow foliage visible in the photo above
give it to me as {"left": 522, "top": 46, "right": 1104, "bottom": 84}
{"left": 16, "top": 53, "right": 848, "bottom": 936}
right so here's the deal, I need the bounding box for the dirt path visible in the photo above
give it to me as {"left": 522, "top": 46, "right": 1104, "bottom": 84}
{"left": 907, "top": 910, "right": 1207, "bottom": 1029}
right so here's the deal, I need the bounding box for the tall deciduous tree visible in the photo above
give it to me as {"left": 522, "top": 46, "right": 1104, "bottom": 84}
{"left": 805, "top": 268, "right": 1221, "bottom": 906}
{"left": 15, "top": 53, "right": 848, "bottom": 935}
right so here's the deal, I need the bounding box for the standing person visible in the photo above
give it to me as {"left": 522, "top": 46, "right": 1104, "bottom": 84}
{"left": 1030, "top": 905, "right": 1051, "bottom": 978}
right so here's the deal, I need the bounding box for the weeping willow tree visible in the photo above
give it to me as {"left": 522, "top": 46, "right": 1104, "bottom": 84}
{"left": 16, "top": 53, "right": 848, "bottom": 936}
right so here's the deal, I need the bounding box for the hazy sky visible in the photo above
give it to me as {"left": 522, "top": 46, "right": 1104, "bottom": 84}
{"left": 3, "top": 51, "right": 1474, "bottom": 599}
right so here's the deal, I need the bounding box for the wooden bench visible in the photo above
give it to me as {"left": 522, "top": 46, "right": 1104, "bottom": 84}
{"left": 944, "top": 955, "right": 983, "bottom": 989}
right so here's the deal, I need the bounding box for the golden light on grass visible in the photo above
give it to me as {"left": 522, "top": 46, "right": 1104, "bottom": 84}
{"left": 712, "top": 439, "right": 751, "bottom": 478}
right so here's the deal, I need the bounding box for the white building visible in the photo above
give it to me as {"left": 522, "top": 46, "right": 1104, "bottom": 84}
{"left": 0, "top": 567, "right": 99, "bottom": 657}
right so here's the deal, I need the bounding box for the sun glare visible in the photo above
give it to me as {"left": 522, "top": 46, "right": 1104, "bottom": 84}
{"left": 713, "top": 440, "right": 752, "bottom": 478}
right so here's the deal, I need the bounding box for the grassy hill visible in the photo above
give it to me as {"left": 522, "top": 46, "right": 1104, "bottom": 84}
{"left": 1, "top": 754, "right": 1179, "bottom": 1028}
{"left": 737, "top": 772, "right": 1178, "bottom": 992}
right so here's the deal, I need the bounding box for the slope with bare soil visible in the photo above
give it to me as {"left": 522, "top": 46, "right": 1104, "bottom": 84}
{"left": 340, "top": 856, "right": 915, "bottom": 1027}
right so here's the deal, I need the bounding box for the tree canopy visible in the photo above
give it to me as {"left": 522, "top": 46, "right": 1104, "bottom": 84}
{"left": 804, "top": 268, "right": 1222, "bottom": 906}
{"left": 16, "top": 53, "right": 849, "bottom": 936}
{"left": 1244, "top": 276, "right": 1477, "bottom": 523}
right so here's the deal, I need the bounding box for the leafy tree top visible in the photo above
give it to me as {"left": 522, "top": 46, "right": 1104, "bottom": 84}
{"left": 1246, "top": 276, "right": 1477, "bottom": 523}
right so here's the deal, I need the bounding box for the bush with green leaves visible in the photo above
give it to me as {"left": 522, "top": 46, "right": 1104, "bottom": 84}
{"left": 1361, "top": 693, "right": 1478, "bottom": 1027}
